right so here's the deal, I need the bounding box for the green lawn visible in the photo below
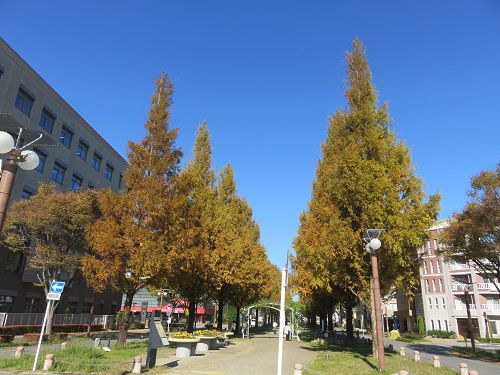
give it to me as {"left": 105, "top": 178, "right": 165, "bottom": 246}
{"left": 0, "top": 342, "right": 147, "bottom": 374}
{"left": 451, "top": 346, "right": 499, "bottom": 362}
{"left": 304, "top": 342, "right": 458, "bottom": 375}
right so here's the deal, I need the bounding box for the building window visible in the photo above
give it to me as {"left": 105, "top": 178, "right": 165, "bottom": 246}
{"left": 59, "top": 126, "right": 73, "bottom": 148}
{"left": 51, "top": 162, "right": 66, "bottom": 184}
{"left": 33, "top": 148, "right": 47, "bottom": 173}
{"left": 433, "top": 239, "right": 438, "bottom": 253}
{"left": 76, "top": 140, "right": 88, "bottom": 160}
{"left": 0, "top": 295, "right": 15, "bottom": 313}
{"left": 15, "top": 87, "right": 34, "bottom": 116}
{"left": 438, "top": 278, "right": 443, "bottom": 292}
{"left": 427, "top": 240, "right": 431, "bottom": 256}
{"left": 430, "top": 260, "right": 434, "bottom": 274}
{"left": 21, "top": 187, "right": 35, "bottom": 200}
{"left": 423, "top": 262, "right": 428, "bottom": 274}
{"left": 87, "top": 183, "right": 95, "bottom": 190}
{"left": 91, "top": 153, "right": 102, "bottom": 171}
{"left": 71, "top": 174, "right": 83, "bottom": 192}
{"left": 39, "top": 109, "right": 56, "bottom": 133}
{"left": 444, "top": 320, "right": 449, "bottom": 331}
{"left": 436, "top": 260, "right": 441, "bottom": 273}
{"left": 118, "top": 174, "right": 123, "bottom": 188}
{"left": 438, "top": 320, "right": 442, "bottom": 330}
{"left": 24, "top": 297, "right": 41, "bottom": 313}
{"left": 428, "top": 298, "right": 432, "bottom": 309}
{"left": 104, "top": 163, "right": 114, "bottom": 181}
{"left": 432, "top": 279, "right": 437, "bottom": 292}
{"left": 442, "top": 297, "right": 446, "bottom": 309}
{"left": 425, "top": 279, "right": 430, "bottom": 293}
{"left": 431, "top": 320, "right": 435, "bottom": 330}
{"left": 435, "top": 298, "right": 439, "bottom": 309}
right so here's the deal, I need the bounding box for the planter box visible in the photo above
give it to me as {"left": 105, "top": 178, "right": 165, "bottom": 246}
{"left": 169, "top": 338, "right": 200, "bottom": 358}
{"left": 197, "top": 336, "right": 218, "bottom": 352}
{"left": 0, "top": 335, "right": 14, "bottom": 343}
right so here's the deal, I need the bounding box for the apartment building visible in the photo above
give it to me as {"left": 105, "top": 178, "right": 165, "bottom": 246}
{"left": 0, "top": 37, "right": 127, "bottom": 315}
{"left": 397, "top": 220, "right": 500, "bottom": 338}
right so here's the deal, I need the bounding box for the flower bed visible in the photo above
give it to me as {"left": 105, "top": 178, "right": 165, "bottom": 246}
{"left": 171, "top": 331, "right": 198, "bottom": 340}
{"left": 196, "top": 329, "right": 222, "bottom": 338}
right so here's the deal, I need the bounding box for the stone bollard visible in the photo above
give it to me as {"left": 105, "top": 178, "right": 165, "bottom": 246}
{"left": 469, "top": 371, "right": 478, "bottom": 375}
{"left": 459, "top": 363, "right": 468, "bottom": 375}
{"left": 61, "top": 342, "right": 68, "bottom": 349}
{"left": 132, "top": 356, "right": 142, "bottom": 374}
{"left": 294, "top": 363, "right": 303, "bottom": 375}
{"left": 399, "top": 371, "right": 409, "bottom": 375}
{"left": 400, "top": 347, "right": 406, "bottom": 356}
{"left": 14, "top": 346, "right": 24, "bottom": 358}
{"left": 433, "top": 355, "right": 440, "bottom": 368}
{"left": 94, "top": 337, "right": 101, "bottom": 347}
{"left": 414, "top": 351, "right": 420, "bottom": 362}
{"left": 43, "top": 354, "right": 54, "bottom": 371}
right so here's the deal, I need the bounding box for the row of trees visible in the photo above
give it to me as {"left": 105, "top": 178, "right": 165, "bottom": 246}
{"left": 3, "top": 74, "right": 278, "bottom": 347}
{"left": 292, "top": 40, "right": 440, "bottom": 349}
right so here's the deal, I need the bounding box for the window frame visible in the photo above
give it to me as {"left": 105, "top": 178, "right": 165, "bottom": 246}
{"left": 71, "top": 174, "right": 83, "bottom": 192}
{"left": 33, "top": 148, "right": 47, "bottom": 173}
{"left": 39, "top": 108, "right": 56, "bottom": 133}
{"left": 15, "top": 87, "right": 35, "bottom": 117}
{"left": 104, "top": 163, "right": 114, "bottom": 181}
{"left": 59, "top": 125, "right": 74, "bottom": 148}
{"left": 51, "top": 162, "right": 66, "bottom": 185}
{"left": 91, "top": 153, "right": 102, "bottom": 171}
{"left": 76, "top": 140, "right": 89, "bottom": 160}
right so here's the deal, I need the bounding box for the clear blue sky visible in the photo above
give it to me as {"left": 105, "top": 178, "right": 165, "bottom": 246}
{"left": 1, "top": 1, "right": 499, "bottom": 267}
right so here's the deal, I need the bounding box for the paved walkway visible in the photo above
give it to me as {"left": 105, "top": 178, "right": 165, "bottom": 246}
{"left": 150, "top": 331, "right": 315, "bottom": 375}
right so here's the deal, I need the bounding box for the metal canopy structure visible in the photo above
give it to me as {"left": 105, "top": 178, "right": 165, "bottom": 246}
{"left": 0, "top": 113, "right": 57, "bottom": 148}
{"left": 362, "top": 228, "right": 384, "bottom": 243}
{"left": 242, "top": 302, "right": 303, "bottom": 340}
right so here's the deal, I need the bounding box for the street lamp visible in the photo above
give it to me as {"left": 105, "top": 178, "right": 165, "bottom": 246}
{"left": 363, "top": 228, "right": 385, "bottom": 371}
{"left": 457, "top": 283, "right": 476, "bottom": 352}
{"left": 0, "top": 113, "right": 56, "bottom": 233}
{"left": 157, "top": 289, "right": 168, "bottom": 309}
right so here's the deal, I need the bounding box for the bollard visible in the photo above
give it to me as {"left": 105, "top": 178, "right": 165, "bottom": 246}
{"left": 469, "top": 371, "right": 478, "bottom": 375}
{"left": 132, "top": 356, "right": 142, "bottom": 374}
{"left": 94, "top": 337, "right": 101, "bottom": 348}
{"left": 400, "top": 347, "right": 406, "bottom": 356}
{"left": 293, "top": 363, "right": 303, "bottom": 375}
{"left": 433, "top": 355, "right": 440, "bottom": 368}
{"left": 459, "top": 363, "right": 468, "bottom": 375}
{"left": 61, "top": 342, "right": 68, "bottom": 349}
{"left": 14, "top": 346, "right": 24, "bottom": 358}
{"left": 414, "top": 351, "right": 420, "bottom": 362}
{"left": 399, "top": 371, "right": 409, "bottom": 375}
{"left": 43, "top": 354, "right": 54, "bottom": 371}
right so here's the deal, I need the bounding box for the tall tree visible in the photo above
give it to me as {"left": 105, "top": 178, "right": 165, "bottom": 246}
{"left": 82, "top": 73, "right": 182, "bottom": 348}
{"left": 167, "top": 122, "right": 216, "bottom": 332}
{"left": 293, "top": 39, "right": 440, "bottom": 341}
{"left": 442, "top": 163, "right": 500, "bottom": 292}
{"left": 2, "top": 185, "right": 100, "bottom": 337}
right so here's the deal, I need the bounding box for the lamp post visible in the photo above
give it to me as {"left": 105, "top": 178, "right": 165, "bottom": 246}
{"left": 158, "top": 289, "right": 168, "bottom": 310}
{"left": 483, "top": 312, "right": 490, "bottom": 342}
{"left": 0, "top": 113, "right": 56, "bottom": 233}
{"left": 459, "top": 284, "right": 476, "bottom": 352}
{"left": 363, "top": 229, "right": 385, "bottom": 372}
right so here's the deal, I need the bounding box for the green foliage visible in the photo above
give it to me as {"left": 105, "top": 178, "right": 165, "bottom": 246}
{"left": 442, "top": 163, "right": 500, "bottom": 293}
{"left": 389, "top": 330, "right": 400, "bottom": 339}
{"left": 427, "top": 330, "right": 456, "bottom": 339}
{"left": 416, "top": 315, "right": 425, "bottom": 336}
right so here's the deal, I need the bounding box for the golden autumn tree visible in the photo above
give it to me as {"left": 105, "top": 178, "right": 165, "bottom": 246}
{"left": 166, "top": 122, "right": 216, "bottom": 333}
{"left": 2, "top": 185, "right": 100, "bottom": 337}
{"left": 82, "top": 73, "right": 182, "bottom": 348}
{"left": 293, "top": 40, "right": 440, "bottom": 342}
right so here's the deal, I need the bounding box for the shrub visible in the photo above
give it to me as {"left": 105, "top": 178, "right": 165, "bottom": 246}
{"left": 426, "top": 329, "right": 456, "bottom": 339}
{"left": 23, "top": 333, "right": 47, "bottom": 342}
{"left": 389, "top": 330, "right": 400, "bottom": 339}
{"left": 478, "top": 337, "right": 500, "bottom": 343}
{"left": 416, "top": 316, "right": 425, "bottom": 336}
{"left": 0, "top": 335, "right": 14, "bottom": 343}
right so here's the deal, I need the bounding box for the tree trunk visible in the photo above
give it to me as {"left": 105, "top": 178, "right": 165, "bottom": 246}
{"left": 45, "top": 301, "right": 56, "bottom": 339}
{"left": 116, "top": 293, "right": 134, "bottom": 349}
{"left": 86, "top": 294, "right": 95, "bottom": 337}
{"left": 217, "top": 292, "right": 224, "bottom": 331}
{"left": 346, "top": 303, "right": 354, "bottom": 344}
{"left": 327, "top": 306, "right": 333, "bottom": 331}
{"left": 187, "top": 298, "right": 196, "bottom": 333}
{"left": 235, "top": 307, "right": 241, "bottom": 334}
{"left": 370, "top": 277, "right": 378, "bottom": 359}
{"left": 255, "top": 308, "right": 259, "bottom": 328}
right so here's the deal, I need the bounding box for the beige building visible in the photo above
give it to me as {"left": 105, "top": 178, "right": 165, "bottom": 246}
{"left": 0, "top": 37, "right": 127, "bottom": 314}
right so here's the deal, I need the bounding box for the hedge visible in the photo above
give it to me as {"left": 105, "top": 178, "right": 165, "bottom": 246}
{"left": 0, "top": 324, "right": 103, "bottom": 336}
{"left": 426, "top": 329, "right": 456, "bottom": 339}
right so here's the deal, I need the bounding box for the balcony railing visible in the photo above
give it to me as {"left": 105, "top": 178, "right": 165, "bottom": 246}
{"left": 481, "top": 304, "right": 500, "bottom": 311}
{"left": 451, "top": 283, "right": 467, "bottom": 291}
{"left": 455, "top": 304, "right": 476, "bottom": 310}
{"left": 477, "top": 283, "right": 496, "bottom": 291}
{"left": 449, "top": 263, "right": 470, "bottom": 271}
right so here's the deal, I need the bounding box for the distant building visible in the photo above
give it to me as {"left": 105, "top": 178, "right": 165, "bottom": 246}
{"left": 0, "top": 37, "right": 127, "bottom": 315}
{"left": 397, "top": 220, "right": 500, "bottom": 338}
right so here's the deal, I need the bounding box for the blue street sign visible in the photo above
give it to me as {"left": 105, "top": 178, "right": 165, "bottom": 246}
{"left": 49, "top": 281, "right": 65, "bottom": 294}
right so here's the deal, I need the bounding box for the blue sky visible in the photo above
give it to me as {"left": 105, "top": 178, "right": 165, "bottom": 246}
{"left": 1, "top": 1, "right": 499, "bottom": 267}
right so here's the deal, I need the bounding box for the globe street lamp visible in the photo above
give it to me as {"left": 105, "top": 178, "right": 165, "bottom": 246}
{"left": 0, "top": 113, "right": 57, "bottom": 234}
{"left": 363, "top": 228, "right": 385, "bottom": 371}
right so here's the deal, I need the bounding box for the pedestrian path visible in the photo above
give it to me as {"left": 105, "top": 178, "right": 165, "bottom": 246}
{"left": 151, "top": 331, "right": 315, "bottom": 375}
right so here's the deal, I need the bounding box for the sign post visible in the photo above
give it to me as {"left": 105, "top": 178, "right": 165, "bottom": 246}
{"left": 165, "top": 303, "right": 173, "bottom": 333}
{"left": 276, "top": 266, "right": 287, "bottom": 375}
{"left": 32, "top": 281, "right": 65, "bottom": 372}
